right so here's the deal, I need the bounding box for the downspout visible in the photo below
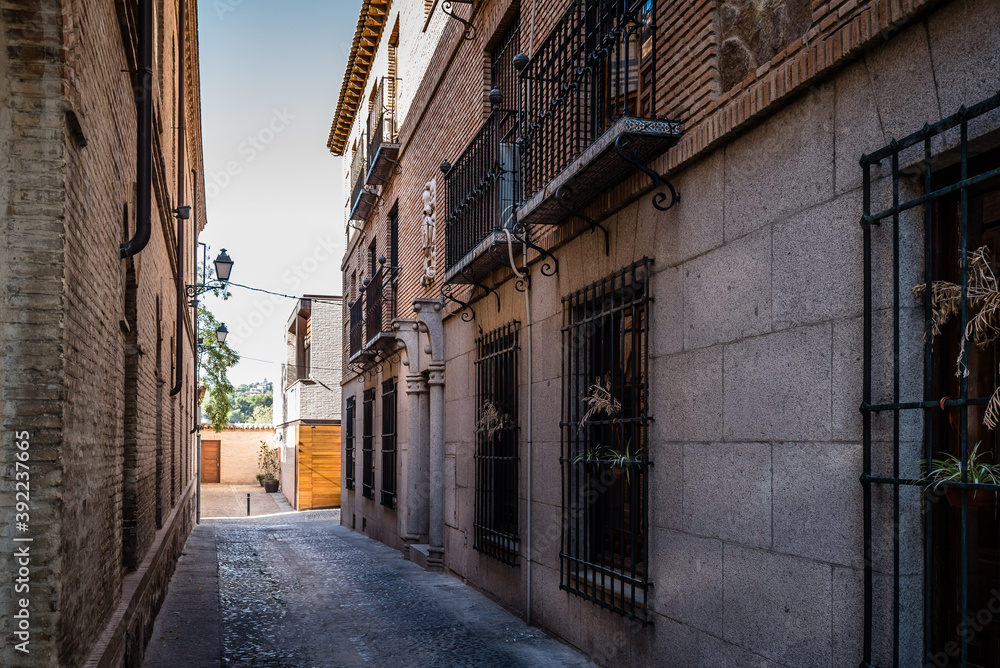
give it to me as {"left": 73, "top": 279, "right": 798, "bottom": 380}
{"left": 169, "top": 0, "right": 187, "bottom": 398}
{"left": 120, "top": 0, "right": 153, "bottom": 259}
{"left": 503, "top": 230, "right": 533, "bottom": 625}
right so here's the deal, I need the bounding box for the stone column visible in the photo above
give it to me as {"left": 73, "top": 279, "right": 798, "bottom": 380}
{"left": 414, "top": 298, "right": 445, "bottom": 570}
{"left": 426, "top": 363, "right": 445, "bottom": 569}
{"left": 393, "top": 320, "right": 425, "bottom": 558}
{"left": 403, "top": 372, "right": 426, "bottom": 557}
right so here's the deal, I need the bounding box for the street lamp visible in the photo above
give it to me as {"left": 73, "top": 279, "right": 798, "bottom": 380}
{"left": 187, "top": 246, "right": 234, "bottom": 304}
{"left": 214, "top": 248, "right": 233, "bottom": 284}
{"left": 215, "top": 323, "right": 229, "bottom": 344}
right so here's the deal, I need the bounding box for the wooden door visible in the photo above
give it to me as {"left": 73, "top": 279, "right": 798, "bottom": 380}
{"left": 201, "top": 439, "right": 220, "bottom": 483}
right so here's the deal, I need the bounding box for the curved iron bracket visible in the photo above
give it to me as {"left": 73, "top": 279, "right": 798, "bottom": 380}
{"left": 556, "top": 184, "right": 609, "bottom": 256}
{"left": 442, "top": 281, "right": 476, "bottom": 322}
{"left": 510, "top": 221, "right": 559, "bottom": 276}
{"left": 514, "top": 275, "right": 530, "bottom": 292}
{"left": 615, "top": 133, "right": 680, "bottom": 211}
{"left": 442, "top": 1, "right": 476, "bottom": 40}
{"left": 462, "top": 264, "right": 501, "bottom": 313}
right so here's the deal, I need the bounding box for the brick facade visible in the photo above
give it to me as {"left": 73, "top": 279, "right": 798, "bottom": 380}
{"left": 0, "top": 1, "right": 205, "bottom": 665}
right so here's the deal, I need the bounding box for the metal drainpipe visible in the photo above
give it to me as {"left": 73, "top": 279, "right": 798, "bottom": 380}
{"left": 169, "top": 0, "right": 187, "bottom": 398}
{"left": 503, "top": 230, "right": 533, "bottom": 625}
{"left": 120, "top": 0, "right": 153, "bottom": 259}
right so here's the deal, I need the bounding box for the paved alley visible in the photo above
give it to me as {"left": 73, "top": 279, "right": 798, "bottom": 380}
{"left": 142, "top": 510, "right": 593, "bottom": 668}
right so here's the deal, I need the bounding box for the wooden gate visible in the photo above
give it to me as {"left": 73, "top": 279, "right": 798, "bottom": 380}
{"left": 201, "top": 439, "right": 220, "bottom": 483}
{"left": 297, "top": 426, "right": 341, "bottom": 508}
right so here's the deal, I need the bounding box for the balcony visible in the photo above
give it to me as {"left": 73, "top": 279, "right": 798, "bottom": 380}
{"left": 365, "top": 77, "right": 400, "bottom": 187}
{"left": 362, "top": 263, "right": 396, "bottom": 351}
{"left": 348, "top": 263, "right": 396, "bottom": 367}
{"left": 348, "top": 297, "right": 368, "bottom": 362}
{"left": 515, "top": 0, "right": 681, "bottom": 230}
{"left": 348, "top": 136, "right": 377, "bottom": 223}
{"left": 442, "top": 106, "right": 522, "bottom": 285}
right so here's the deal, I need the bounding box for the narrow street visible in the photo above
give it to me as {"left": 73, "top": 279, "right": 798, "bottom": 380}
{"left": 142, "top": 507, "right": 593, "bottom": 668}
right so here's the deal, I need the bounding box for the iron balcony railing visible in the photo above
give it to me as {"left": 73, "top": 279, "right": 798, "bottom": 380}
{"left": 349, "top": 138, "right": 367, "bottom": 217}
{"left": 443, "top": 107, "right": 519, "bottom": 272}
{"left": 518, "top": 0, "right": 656, "bottom": 202}
{"left": 366, "top": 77, "right": 399, "bottom": 184}
{"left": 362, "top": 264, "right": 395, "bottom": 347}
{"left": 348, "top": 298, "right": 364, "bottom": 359}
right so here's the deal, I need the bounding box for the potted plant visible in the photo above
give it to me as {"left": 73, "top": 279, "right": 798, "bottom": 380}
{"left": 574, "top": 375, "right": 643, "bottom": 482}
{"left": 255, "top": 473, "right": 265, "bottom": 487}
{"left": 258, "top": 441, "right": 280, "bottom": 493}
{"left": 923, "top": 440, "right": 1000, "bottom": 509}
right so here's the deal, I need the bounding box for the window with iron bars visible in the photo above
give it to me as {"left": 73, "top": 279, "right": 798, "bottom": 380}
{"left": 474, "top": 321, "right": 519, "bottom": 565}
{"left": 362, "top": 387, "right": 375, "bottom": 499}
{"left": 345, "top": 396, "right": 356, "bottom": 490}
{"left": 561, "top": 259, "right": 651, "bottom": 623}
{"left": 381, "top": 378, "right": 397, "bottom": 508}
{"left": 861, "top": 92, "right": 1000, "bottom": 668}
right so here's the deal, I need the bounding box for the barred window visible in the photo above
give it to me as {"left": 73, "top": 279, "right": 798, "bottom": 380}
{"left": 561, "top": 259, "right": 651, "bottom": 622}
{"left": 381, "top": 378, "right": 397, "bottom": 508}
{"left": 345, "top": 396, "right": 355, "bottom": 490}
{"left": 474, "top": 321, "right": 519, "bottom": 565}
{"left": 862, "top": 93, "right": 1000, "bottom": 666}
{"left": 362, "top": 388, "right": 375, "bottom": 499}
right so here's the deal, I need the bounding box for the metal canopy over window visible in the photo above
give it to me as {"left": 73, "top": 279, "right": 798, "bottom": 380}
{"left": 861, "top": 91, "right": 1000, "bottom": 668}
{"left": 561, "top": 258, "right": 652, "bottom": 623}
{"left": 474, "top": 321, "right": 520, "bottom": 565}
{"left": 345, "top": 396, "right": 356, "bottom": 491}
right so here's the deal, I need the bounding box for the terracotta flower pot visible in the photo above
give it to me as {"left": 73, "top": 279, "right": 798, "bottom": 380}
{"left": 945, "top": 489, "right": 995, "bottom": 510}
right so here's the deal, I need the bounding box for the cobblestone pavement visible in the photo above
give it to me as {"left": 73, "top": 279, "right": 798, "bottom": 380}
{"left": 145, "top": 509, "right": 594, "bottom": 668}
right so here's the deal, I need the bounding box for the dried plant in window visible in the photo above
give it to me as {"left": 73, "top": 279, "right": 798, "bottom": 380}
{"left": 577, "top": 373, "right": 621, "bottom": 433}
{"left": 913, "top": 246, "right": 1000, "bottom": 428}
{"left": 476, "top": 400, "right": 511, "bottom": 441}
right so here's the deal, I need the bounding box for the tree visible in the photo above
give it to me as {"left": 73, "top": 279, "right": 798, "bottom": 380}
{"left": 198, "top": 262, "right": 239, "bottom": 432}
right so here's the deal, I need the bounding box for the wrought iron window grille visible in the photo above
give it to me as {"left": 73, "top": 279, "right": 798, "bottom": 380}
{"left": 381, "top": 378, "right": 398, "bottom": 508}
{"left": 474, "top": 321, "right": 520, "bottom": 565}
{"left": 348, "top": 297, "right": 365, "bottom": 360}
{"left": 861, "top": 90, "right": 1000, "bottom": 668}
{"left": 362, "top": 387, "right": 375, "bottom": 499}
{"left": 560, "top": 258, "right": 653, "bottom": 623}
{"left": 345, "top": 396, "right": 356, "bottom": 491}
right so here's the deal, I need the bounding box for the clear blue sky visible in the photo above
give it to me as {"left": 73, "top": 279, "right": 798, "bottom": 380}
{"left": 196, "top": 0, "right": 360, "bottom": 387}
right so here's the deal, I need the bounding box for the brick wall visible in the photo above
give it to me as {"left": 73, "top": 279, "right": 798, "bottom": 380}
{"left": 0, "top": 1, "right": 205, "bottom": 665}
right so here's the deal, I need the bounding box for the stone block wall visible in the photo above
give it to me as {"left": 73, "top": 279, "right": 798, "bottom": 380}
{"left": 0, "top": 1, "right": 205, "bottom": 665}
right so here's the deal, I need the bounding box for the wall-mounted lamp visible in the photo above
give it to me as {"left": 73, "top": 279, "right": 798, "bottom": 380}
{"left": 215, "top": 323, "right": 229, "bottom": 344}
{"left": 173, "top": 205, "right": 192, "bottom": 220}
